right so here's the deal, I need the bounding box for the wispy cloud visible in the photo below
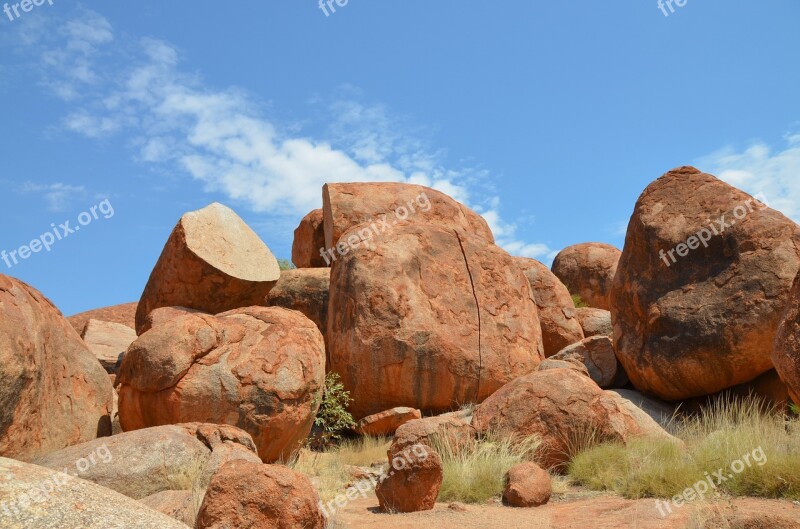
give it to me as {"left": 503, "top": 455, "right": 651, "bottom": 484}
{"left": 33, "top": 10, "right": 552, "bottom": 258}
{"left": 698, "top": 132, "right": 800, "bottom": 222}
{"left": 21, "top": 182, "right": 86, "bottom": 212}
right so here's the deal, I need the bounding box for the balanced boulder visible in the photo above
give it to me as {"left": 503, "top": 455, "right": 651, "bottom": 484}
{"left": 552, "top": 243, "right": 620, "bottom": 310}
{"left": 322, "top": 182, "right": 494, "bottom": 250}
{"left": 196, "top": 460, "right": 325, "bottom": 529}
{"left": 612, "top": 167, "right": 800, "bottom": 400}
{"left": 292, "top": 208, "right": 328, "bottom": 268}
{"left": 516, "top": 257, "right": 584, "bottom": 357}
{"left": 118, "top": 307, "right": 325, "bottom": 462}
{"left": 329, "top": 223, "right": 544, "bottom": 419}
{"left": 134, "top": 203, "right": 280, "bottom": 334}
{"left": 0, "top": 275, "right": 113, "bottom": 461}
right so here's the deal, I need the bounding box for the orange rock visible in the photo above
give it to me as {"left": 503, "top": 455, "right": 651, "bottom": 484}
{"left": 292, "top": 208, "right": 328, "bottom": 268}
{"left": 612, "top": 167, "right": 800, "bottom": 401}
{"left": 551, "top": 336, "right": 624, "bottom": 389}
{"left": 196, "top": 460, "right": 325, "bottom": 529}
{"left": 118, "top": 307, "right": 325, "bottom": 462}
{"left": 135, "top": 203, "right": 280, "bottom": 334}
{"left": 775, "top": 273, "right": 800, "bottom": 405}
{"left": 138, "top": 306, "right": 204, "bottom": 335}
{"left": 389, "top": 415, "right": 476, "bottom": 459}
{"left": 517, "top": 257, "right": 584, "bottom": 357}
{"left": 329, "top": 223, "right": 543, "bottom": 419}
{"left": 552, "top": 243, "right": 620, "bottom": 310}
{"left": 376, "top": 447, "right": 443, "bottom": 513}
{"left": 81, "top": 319, "right": 137, "bottom": 373}
{"left": 472, "top": 368, "right": 668, "bottom": 469}
{"left": 503, "top": 462, "right": 552, "bottom": 507}
{"left": 0, "top": 275, "right": 113, "bottom": 461}
{"left": 68, "top": 302, "right": 138, "bottom": 333}
{"left": 575, "top": 307, "right": 612, "bottom": 338}
{"left": 322, "top": 182, "right": 494, "bottom": 251}
{"left": 357, "top": 407, "right": 422, "bottom": 436}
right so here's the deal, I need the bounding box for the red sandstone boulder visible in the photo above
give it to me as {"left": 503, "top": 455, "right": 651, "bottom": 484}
{"left": 322, "top": 182, "right": 494, "bottom": 251}
{"left": 389, "top": 415, "right": 476, "bottom": 459}
{"left": 516, "top": 257, "right": 584, "bottom": 357}
{"left": 472, "top": 368, "right": 668, "bottom": 469}
{"left": 135, "top": 203, "right": 280, "bottom": 334}
{"left": 292, "top": 208, "right": 328, "bottom": 268}
{"left": 774, "top": 274, "right": 800, "bottom": 405}
{"left": 118, "top": 307, "right": 325, "bottom": 462}
{"left": 551, "top": 336, "right": 624, "bottom": 389}
{"left": 81, "top": 319, "right": 137, "bottom": 373}
{"left": 552, "top": 243, "right": 620, "bottom": 310}
{"left": 612, "top": 167, "right": 800, "bottom": 401}
{"left": 329, "top": 223, "right": 543, "bottom": 419}
{"left": 357, "top": 407, "right": 422, "bottom": 437}
{"left": 196, "top": 460, "right": 325, "bottom": 529}
{"left": 139, "top": 490, "right": 196, "bottom": 527}
{"left": 0, "top": 275, "right": 113, "bottom": 461}
{"left": 575, "top": 307, "right": 613, "bottom": 338}
{"left": 68, "top": 302, "right": 138, "bottom": 333}
{"left": 376, "top": 447, "right": 443, "bottom": 513}
{"left": 503, "top": 462, "right": 552, "bottom": 508}
{"left": 138, "top": 306, "right": 204, "bottom": 335}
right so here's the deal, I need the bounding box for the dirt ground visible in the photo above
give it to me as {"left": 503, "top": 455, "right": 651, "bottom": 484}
{"left": 331, "top": 489, "right": 800, "bottom": 529}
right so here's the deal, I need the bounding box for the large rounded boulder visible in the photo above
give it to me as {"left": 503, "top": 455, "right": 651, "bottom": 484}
{"left": 516, "top": 257, "right": 584, "bottom": 357}
{"left": 552, "top": 243, "right": 620, "bottom": 310}
{"left": 135, "top": 203, "right": 280, "bottom": 334}
{"left": 0, "top": 275, "right": 113, "bottom": 461}
{"left": 328, "top": 223, "right": 544, "bottom": 419}
{"left": 117, "top": 307, "right": 325, "bottom": 462}
{"left": 611, "top": 167, "right": 800, "bottom": 401}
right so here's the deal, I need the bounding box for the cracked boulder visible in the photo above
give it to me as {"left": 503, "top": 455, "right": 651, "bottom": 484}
{"left": 516, "top": 257, "right": 584, "bottom": 357}
{"left": 135, "top": 203, "right": 280, "bottom": 334}
{"left": 322, "top": 182, "right": 494, "bottom": 251}
{"left": 611, "top": 167, "right": 800, "bottom": 401}
{"left": 552, "top": 243, "right": 620, "bottom": 310}
{"left": 0, "top": 274, "right": 113, "bottom": 461}
{"left": 329, "top": 223, "right": 543, "bottom": 420}
{"left": 472, "top": 368, "right": 672, "bottom": 469}
{"left": 292, "top": 208, "right": 328, "bottom": 268}
{"left": 117, "top": 307, "right": 326, "bottom": 462}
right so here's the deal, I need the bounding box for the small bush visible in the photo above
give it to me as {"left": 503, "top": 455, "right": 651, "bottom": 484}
{"left": 432, "top": 431, "right": 542, "bottom": 504}
{"left": 313, "top": 373, "right": 356, "bottom": 448}
{"left": 571, "top": 294, "right": 588, "bottom": 308}
{"left": 277, "top": 258, "right": 296, "bottom": 271}
{"left": 568, "top": 397, "right": 800, "bottom": 501}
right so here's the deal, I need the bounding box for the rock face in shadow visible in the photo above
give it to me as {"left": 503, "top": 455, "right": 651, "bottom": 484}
{"left": 516, "top": 257, "right": 584, "bottom": 357}
{"left": 0, "top": 275, "right": 113, "bottom": 461}
{"left": 552, "top": 243, "right": 621, "bottom": 310}
{"left": 135, "top": 203, "right": 280, "bottom": 334}
{"left": 611, "top": 167, "right": 800, "bottom": 401}
{"left": 775, "top": 273, "right": 800, "bottom": 405}
{"left": 118, "top": 307, "right": 325, "bottom": 463}
{"left": 322, "top": 182, "right": 494, "bottom": 251}
{"left": 292, "top": 208, "right": 328, "bottom": 268}
{"left": 328, "top": 223, "right": 543, "bottom": 419}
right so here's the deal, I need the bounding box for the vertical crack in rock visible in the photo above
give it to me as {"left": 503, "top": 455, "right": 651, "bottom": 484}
{"left": 454, "top": 230, "right": 482, "bottom": 403}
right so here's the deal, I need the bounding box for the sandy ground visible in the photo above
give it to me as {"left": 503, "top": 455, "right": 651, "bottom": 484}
{"left": 330, "top": 489, "right": 800, "bottom": 529}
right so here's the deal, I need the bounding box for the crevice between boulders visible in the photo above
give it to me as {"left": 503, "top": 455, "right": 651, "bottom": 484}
{"left": 454, "top": 230, "right": 482, "bottom": 403}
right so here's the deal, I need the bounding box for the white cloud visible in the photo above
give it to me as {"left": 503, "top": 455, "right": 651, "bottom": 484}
{"left": 41, "top": 11, "right": 551, "bottom": 257}
{"left": 21, "top": 182, "right": 86, "bottom": 212}
{"left": 698, "top": 132, "right": 800, "bottom": 222}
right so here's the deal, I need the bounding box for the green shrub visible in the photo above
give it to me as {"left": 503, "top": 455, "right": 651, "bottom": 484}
{"left": 313, "top": 373, "right": 356, "bottom": 448}
{"left": 277, "top": 258, "right": 296, "bottom": 271}
{"left": 571, "top": 294, "right": 588, "bottom": 308}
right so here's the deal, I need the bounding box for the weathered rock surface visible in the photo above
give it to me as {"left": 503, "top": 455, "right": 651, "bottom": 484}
{"left": 575, "top": 307, "right": 613, "bottom": 337}
{"left": 0, "top": 458, "right": 189, "bottom": 529}
{"left": 0, "top": 275, "right": 113, "bottom": 461}
{"left": 502, "top": 462, "right": 552, "bottom": 508}
{"left": 538, "top": 358, "right": 591, "bottom": 378}
{"left": 135, "top": 203, "right": 280, "bottom": 334}
{"left": 357, "top": 407, "right": 422, "bottom": 436}
{"left": 605, "top": 389, "right": 678, "bottom": 431}
{"left": 118, "top": 307, "right": 325, "bottom": 462}
{"left": 612, "top": 167, "right": 800, "bottom": 400}
{"left": 292, "top": 208, "right": 328, "bottom": 268}
{"left": 196, "top": 460, "right": 325, "bottom": 529}
{"left": 389, "top": 415, "right": 476, "bottom": 459}
{"left": 68, "top": 302, "right": 138, "bottom": 333}
{"left": 774, "top": 273, "right": 800, "bottom": 405}
{"left": 516, "top": 257, "right": 584, "bottom": 357}
{"left": 265, "top": 268, "right": 329, "bottom": 364}
{"left": 472, "top": 368, "right": 669, "bottom": 469}
{"left": 552, "top": 243, "right": 620, "bottom": 310}
{"left": 138, "top": 306, "right": 204, "bottom": 336}
{"left": 329, "top": 223, "right": 543, "bottom": 419}
{"left": 551, "top": 336, "right": 624, "bottom": 388}
{"left": 376, "top": 447, "right": 443, "bottom": 513}
{"left": 139, "top": 490, "right": 196, "bottom": 527}
{"left": 33, "top": 423, "right": 259, "bottom": 500}
{"left": 322, "top": 182, "right": 494, "bottom": 251}
{"left": 81, "top": 319, "right": 137, "bottom": 373}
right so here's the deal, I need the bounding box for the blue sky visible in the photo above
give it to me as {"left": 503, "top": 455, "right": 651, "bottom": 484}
{"left": 1, "top": 1, "right": 799, "bottom": 315}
